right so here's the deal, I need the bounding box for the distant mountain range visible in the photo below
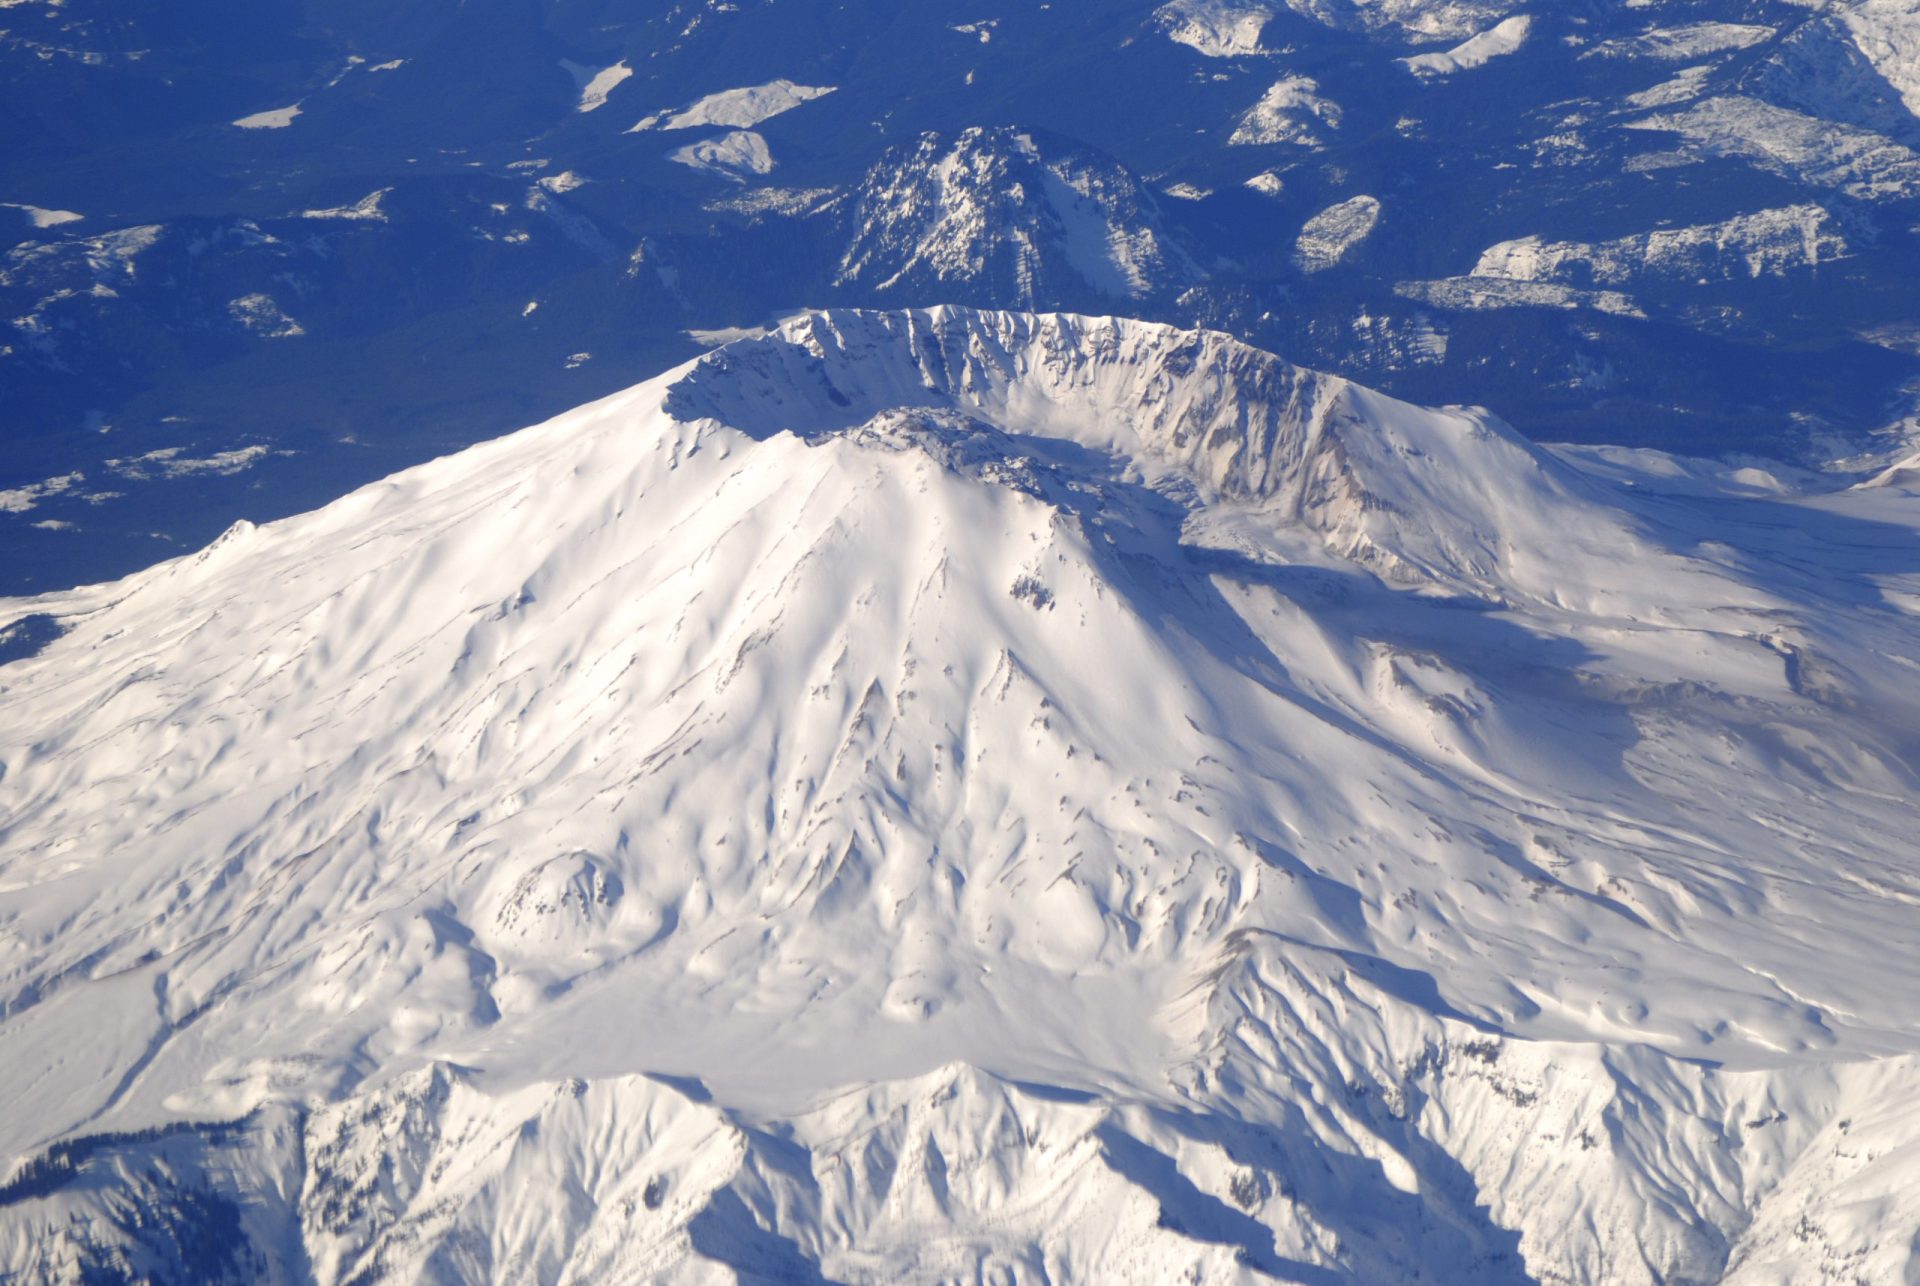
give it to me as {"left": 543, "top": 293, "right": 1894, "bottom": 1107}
{"left": 5, "top": 0, "right": 1920, "bottom": 593}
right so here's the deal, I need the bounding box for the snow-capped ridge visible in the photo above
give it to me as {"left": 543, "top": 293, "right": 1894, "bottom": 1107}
{"left": 666, "top": 307, "right": 1609, "bottom": 590}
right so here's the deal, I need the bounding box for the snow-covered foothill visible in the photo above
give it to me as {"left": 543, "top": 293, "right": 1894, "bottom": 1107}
{"left": 668, "top": 130, "right": 775, "bottom": 181}
{"left": 836, "top": 129, "right": 1199, "bottom": 304}
{"left": 1629, "top": 95, "right": 1920, "bottom": 199}
{"left": 562, "top": 59, "right": 631, "bottom": 113}
{"left": 1836, "top": 0, "right": 1920, "bottom": 121}
{"left": 1294, "top": 193, "right": 1380, "bottom": 270}
{"left": 1283, "top": 0, "right": 1524, "bottom": 41}
{"left": 1230, "top": 76, "right": 1343, "bottom": 146}
{"left": 298, "top": 189, "right": 391, "bottom": 222}
{"left": 104, "top": 445, "right": 275, "bottom": 481}
{"left": 1155, "top": 0, "right": 1276, "bottom": 57}
{"left": 232, "top": 104, "right": 301, "bottom": 130}
{"left": 1401, "top": 14, "right": 1531, "bottom": 75}
{"left": 1, "top": 203, "right": 82, "bottom": 229}
{"left": 226, "top": 294, "right": 304, "bottom": 337}
{"left": 1396, "top": 273, "right": 1645, "bottom": 315}
{"left": 631, "top": 79, "right": 836, "bottom": 132}
{"left": 1472, "top": 204, "right": 1849, "bottom": 285}
{"left": 1584, "top": 21, "right": 1774, "bottom": 62}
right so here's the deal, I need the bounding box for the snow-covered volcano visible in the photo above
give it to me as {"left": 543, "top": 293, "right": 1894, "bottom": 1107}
{"left": 2, "top": 308, "right": 1919, "bottom": 1282}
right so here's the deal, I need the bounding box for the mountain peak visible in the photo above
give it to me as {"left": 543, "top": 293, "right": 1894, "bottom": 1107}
{"left": 834, "top": 132, "right": 1200, "bottom": 308}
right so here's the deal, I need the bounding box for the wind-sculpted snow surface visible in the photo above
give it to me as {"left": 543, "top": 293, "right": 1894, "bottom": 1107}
{"left": 2, "top": 309, "right": 1920, "bottom": 1282}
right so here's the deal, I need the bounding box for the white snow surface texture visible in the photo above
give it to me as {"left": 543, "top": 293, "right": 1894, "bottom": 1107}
{"left": 2, "top": 308, "right": 1920, "bottom": 1283}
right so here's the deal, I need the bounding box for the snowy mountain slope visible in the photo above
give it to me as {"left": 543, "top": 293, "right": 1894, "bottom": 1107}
{"left": 1749, "top": 1, "right": 1920, "bottom": 144}
{"left": 1156, "top": 0, "right": 1278, "bottom": 57}
{"left": 1280, "top": 0, "right": 1523, "bottom": 40}
{"left": 632, "top": 80, "right": 837, "bottom": 133}
{"left": 1838, "top": 0, "right": 1920, "bottom": 121}
{"left": 2, "top": 308, "right": 1920, "bottom": 1281}
{"left": 1627, "top": 95, "right": 1920, "bottom": 199}
{"left": 1400, "top": 15, "right": 1532, "bottom": 77}
{"left": 670, "top": 130, "right": 777, "bottom": 182}
{"left": 1229, "top": 77, "right": 1343, "bottom": 148}
{"left": 1293, "top": 195, "right": 1381, "bottom": 273}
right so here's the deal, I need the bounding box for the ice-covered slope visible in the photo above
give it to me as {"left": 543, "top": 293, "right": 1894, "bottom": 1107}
{"left": 2, "top": 308, "right": 1920, "bottom": 1282}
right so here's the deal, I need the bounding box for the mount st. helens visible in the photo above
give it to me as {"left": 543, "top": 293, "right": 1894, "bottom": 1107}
{"left": 1, "top": 309, "right": 1919, "bottom": 1282}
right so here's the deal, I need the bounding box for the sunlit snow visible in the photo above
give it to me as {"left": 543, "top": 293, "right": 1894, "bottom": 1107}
{"left": 631, "top": 79, "right": 836, "bottom": 132}
{"left": 3, "top": 309, "right": 1918, "bottom": 1281}
{"left": 1, "top": 202, "right": 82, "bottom": 228}
{"left": 668, "top": 129, "right": 775, "bottom": 181}
{"left": 562, "top": 59, "right": 631, "bottom": 113}
{"left": 1401, "top": 15, "right": 1531, "bottom": 76}
{"left": 232, "top": 104, "right": 302, "bottom": 129}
